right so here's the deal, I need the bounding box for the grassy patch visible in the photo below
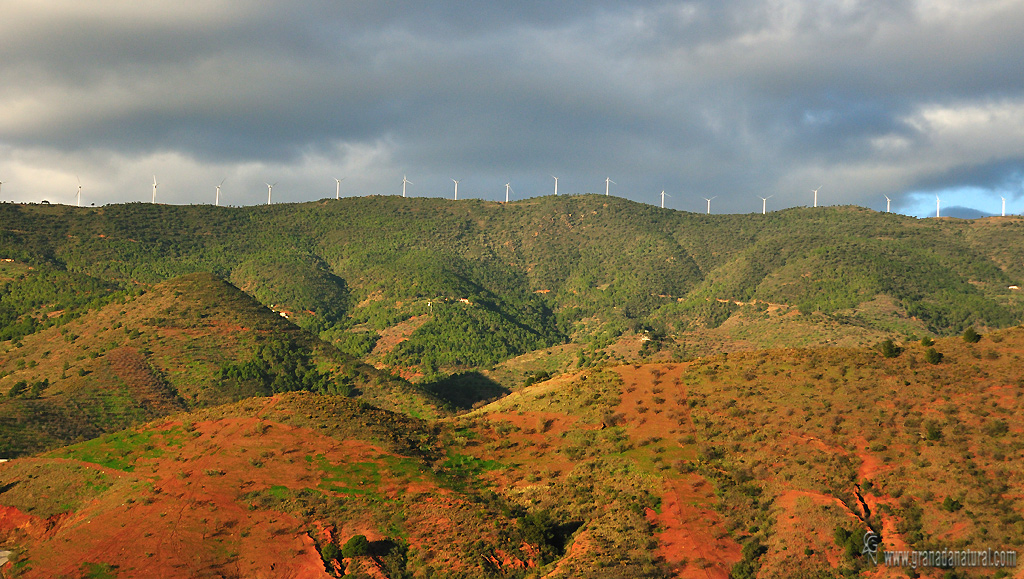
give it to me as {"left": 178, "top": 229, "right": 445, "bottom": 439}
{"left": 80, "top": 562, "right": 119, "bottom": 579}
{"left": 310, "top": 454, "right": 384, "bottom": 498}
{"left": 0, "top": 462, "right": 112, "bottom": 517}
{"left": 52, "top": 428, "right": 166, "bottom": 472}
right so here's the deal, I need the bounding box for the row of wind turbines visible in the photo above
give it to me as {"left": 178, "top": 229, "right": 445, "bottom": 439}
{"left": 6, "top": 175, "right": 1014, "bottom": 218}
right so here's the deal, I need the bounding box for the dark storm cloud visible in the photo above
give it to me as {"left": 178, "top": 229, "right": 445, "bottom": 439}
{"left": 1, "top": 0, "right": 1023, "bottom": 212}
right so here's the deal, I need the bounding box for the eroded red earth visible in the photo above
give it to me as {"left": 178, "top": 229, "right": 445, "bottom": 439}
{"left": 0, "top": 397, "right": 441, "bottom": 578}
{"left": 615, "top": 364, "right": 743, "bottom": 579}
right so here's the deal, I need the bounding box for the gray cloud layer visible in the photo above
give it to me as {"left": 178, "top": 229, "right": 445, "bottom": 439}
{"left": 1, "top": 0, "right": 1023, "bottom": 215}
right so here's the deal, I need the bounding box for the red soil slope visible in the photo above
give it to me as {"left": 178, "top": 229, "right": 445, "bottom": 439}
{"left": 615, "top": 364, "right": 743, "bottom": 578}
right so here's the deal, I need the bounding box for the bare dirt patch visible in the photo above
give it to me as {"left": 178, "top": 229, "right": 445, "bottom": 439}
{"left": 614, "top": 364, "right": 742, "bottom": 578}
{"left": 647, "top": 474, "right": 742, "bottom": 579}
{"left": 3, "top": 396, "right": 440, "bottom": 579}
{"left": 369, "top": 314, "right": 430, "bottom": 358}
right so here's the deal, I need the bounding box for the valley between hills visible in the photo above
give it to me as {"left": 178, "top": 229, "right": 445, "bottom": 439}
{"left": 0, "top": 196, "right": 1022, "bottom": 578}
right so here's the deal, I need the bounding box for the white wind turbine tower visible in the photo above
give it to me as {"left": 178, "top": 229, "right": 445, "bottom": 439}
{"left": 152, "top": 175, "right": 158, "bottom": 203}
{"left": 702, "top": 196, "right": 717, "bottom": 215}
{"left": 1001, "top": 196, "right": 1006, "bottom": 217}
{"left": 605, "top": 177, "right": 615, "bottom": 196}
{"left": 760, "top": 195, "right": 773, "bottom": 215}
{"left": 660, "top": 190, "right": 670, "bottom": 208}
{"left": 884, "top": 195, "right": 891, "bottom": 213}
{"left": 552, "top": 175, "right": 558, "bottom": 196}
{"left": 76, "top": 177, "right": 82, "bottom": 207}
{"left": 215, "top": 179, "right": 225, "bottom": 206}
{"left": 266, "top": 182, "right": 277, "bottom": 205}
{"left": 451, "top": 179, "right": 461, "bottom": 200}
{"left": 335, "top": 177, "right": 345, "bottom": 200}
{"left": 812, "top": 185, "right": 822, "bottom": 207}
{"left": 936, "top": 194, "right": 940, "bottom": 218}
{"left": 505, "top": 182, "right": 514, "bottom": 203}
{"left": 0, "top": 180, "right": 3, "bottom": 200}
{"left": 402, "top": 175, "right": 412, "bottom": 197}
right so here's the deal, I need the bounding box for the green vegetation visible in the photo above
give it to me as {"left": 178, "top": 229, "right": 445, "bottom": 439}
{"left": 218, "top": 338, "right": 352, "bottom": 397}
{"left": 878, "top": 339, "right": 901, "bottom": 358}
{"left": 731, "top": 537, "right": 768, "bottom": 579}
{"left": 80, "top": 562, "right": 119, "bottom": 579}
{"left": 0, "top": 262, "right": 124, "bottom": 343}
{"left": 52, "top": 427, "right": 173, "bottom": 472}
{"left": 3, "top": 198, "right": 1022, "bottom": 377}
{"left": 384, "top": 294, "right": 562, "bottom": 369}
{"left": 0, "top": 461, "right": 112, "bottom": 517}
{"left": 341, "top": 534, "right": 370, "bottom": 558}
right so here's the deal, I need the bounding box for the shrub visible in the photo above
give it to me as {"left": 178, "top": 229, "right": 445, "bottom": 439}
{"left": 941, "top": 496, "right": 963, "bottom": 512}
{"left": 321, "top": 542, "right": 340, "bottom": 563}
{"left": 517, "top": 510, "right": 561, "bottom": 564}
{"left": 963, "top": 327, "right": 981, "bottom": 343}
{"left": 878, "top": 339, "right": 901, "bottom": 358}
{"left": 983, "top": 419, "right": 1009, "bottom": 437}
{"left": 921, "top": 337, "right": 934, "bottom": 346}
{"left": 924, "top": 420, "right": 943, "bottom": 441}
{"left": 7, "top": 380, "right": 28, "bottom": 398}
{"left": 833, "top": 526, "right": 868, "bottom": 559}
{"left": 732, "top": 538, "right": 768, "bottom": 579}
{"left": 924, "top": 348, "right": 943, "bottom": 364}
{"left": 342, "top": 535, "right": 370, "bottom": 558}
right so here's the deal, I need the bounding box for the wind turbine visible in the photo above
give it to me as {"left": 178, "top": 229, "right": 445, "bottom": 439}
{"left": 0, "top": 180, "right": 3, "bottom": 199}
{"left": 702, "top": 196, "right": 717, "bottom": 215}
{"left": 76, "top": 177, "right": 82, "bottom": 207}
{"left": 335, "top": 177, "right": 345, "bottom": 200}
{"left": 152, "top": 175, "right": 158, "bottom": 203}
{"left": 605, "top": 177, "right": 615, "bottom": 196}
{"left": 884, "top": 195, "right": 891, "bottom": 213}
{"left": 760, "top": 195, "right": 773, "bottom": 215}
{"left": 812, "top": 185, "right": 822, "bottom": 208}
{"left": 660, "top": 190, "right": 670, "bottom": 209}
{"left": 451, "top": 179, "right": 461, "bottom": 200}
{"left": 1001, "top": 196, "right": 1006, "bottom": 217}
{"left": 552, "top": 175, "right": 559, "bottom": 196}
{"left": 215, "top": 179, "right": 225, "bottom": 206}
{"left": 505, "top": 182, "right": 514, "bottom": 203}
{"left": 266, "top": 182, "right": 277, "bottom": 205}
{"left": 402, "top": 175, "right": 412, "bottom": 197}
{"left": 935, "top": 194, "right": 940, "bottom": 218}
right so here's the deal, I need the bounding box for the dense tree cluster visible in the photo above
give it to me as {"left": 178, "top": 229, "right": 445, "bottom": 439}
{"left": 218, "top": 339, "right": 355, "bottom": 397}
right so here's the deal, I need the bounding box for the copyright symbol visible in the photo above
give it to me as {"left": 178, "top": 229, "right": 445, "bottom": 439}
{"left": 862, "top": 531, "right": 881, "bottom": 564}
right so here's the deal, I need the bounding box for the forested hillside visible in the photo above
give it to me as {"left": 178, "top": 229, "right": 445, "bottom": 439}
{"left": 2, "top": 196, "right": 1023, "bottom": 379}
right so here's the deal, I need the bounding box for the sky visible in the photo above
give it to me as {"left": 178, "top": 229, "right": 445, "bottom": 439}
{"left": 2, "top": 0, "right": 1023, "bottom": 218}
